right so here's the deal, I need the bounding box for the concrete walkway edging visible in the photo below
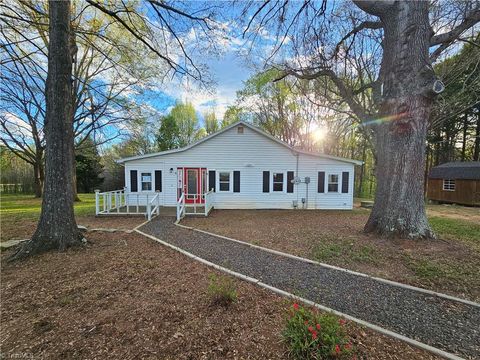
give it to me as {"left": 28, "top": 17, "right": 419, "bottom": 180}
{"left": 135, "top": 227, "right": 465, "bottom": 360}
{"left": 175, "top": 222, "right": 480, "bottom": 309}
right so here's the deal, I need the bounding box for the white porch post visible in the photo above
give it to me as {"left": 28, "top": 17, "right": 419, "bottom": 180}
{"left": 204, "top": 192, "right": 208, "bottom": 216}
{"left": 95, "top": 189, "right": 100, "bottom": 215}
{"left": 147, "top": 194, "right": 151, "bottom": 221}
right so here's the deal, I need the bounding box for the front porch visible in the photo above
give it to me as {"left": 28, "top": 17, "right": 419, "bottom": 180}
{"left": 94, "top": 189, "right": 214, "bottom": 221}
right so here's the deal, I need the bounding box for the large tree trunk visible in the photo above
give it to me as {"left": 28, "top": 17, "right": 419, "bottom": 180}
{"left": 357, "top": 141, "right": 367, "bottom": 195}
{"left": 32, "top": 148, "right": 45, "bottom": 198}
{"left": 474, "top": 108, "right": 480, "bottom": 161}
{"left": 365, "top": 97, "right": 434, "bottom": 238}
{"left": 72, "top": 156, "right": 81, "bottom": 202}
{"left": 12, "top": 0, "right": 82, "bottom": 260}
{"left": 33, "top": 163, "right": 44, "bottom": 198}
{"left": 357, "top": 1, "right": 436, "bottom": 239}
{"left": 461, "top": 113, "right": 468, "bottom": 161}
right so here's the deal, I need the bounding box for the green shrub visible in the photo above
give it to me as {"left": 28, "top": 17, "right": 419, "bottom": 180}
{"left": 283, "top": 303, "right": 354, "bottom": 359}
{"left": 207, "top": 273, "right": 237, "bottom": 306}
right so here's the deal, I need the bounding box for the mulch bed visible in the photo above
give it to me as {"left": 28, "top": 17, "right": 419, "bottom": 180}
{"left": 1, "top": 231, "right": 438, "bottom": 359}
{"left": 182, "top": 209, "right": 480, "bottom": 301}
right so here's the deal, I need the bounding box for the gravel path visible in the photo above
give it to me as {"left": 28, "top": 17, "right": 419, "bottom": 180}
{"left": 140, "top": 217, "right": 480, "bottom": 359}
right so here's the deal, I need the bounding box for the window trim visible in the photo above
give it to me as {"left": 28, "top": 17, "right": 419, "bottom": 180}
{"left": 271, "top": 171, "right": 286, "bottom": 193}
{"left": 443, "top": 179, "right": 455, "bottom": 191}
{"left": 140, "top": 172, "right": 153, "bottom": 192}
{"left": 327, "top": 173, "right": 340, "bottom": 193}
{"left": 217, "top": 170, "right": 232, "bottom": 192}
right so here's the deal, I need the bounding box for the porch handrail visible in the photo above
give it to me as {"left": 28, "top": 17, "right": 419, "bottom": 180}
{"left": 95, "top": 189, "right": 126, "bottom": 215}
{"left": 176, "top": 192, "right": 186, "bottom": 221}
{"left": 204, "top": 189, "right": 214, "bottom": 216}
{"left": 147, "top": 191, "right": 161, "bottom": 221}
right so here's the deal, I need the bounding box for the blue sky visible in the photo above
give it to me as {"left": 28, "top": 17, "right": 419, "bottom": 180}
{"left": 140, "top": 48, "right": 253, "bottom": 123}
{"left": 132, "top": 2, "right": 277, "bottom": 124}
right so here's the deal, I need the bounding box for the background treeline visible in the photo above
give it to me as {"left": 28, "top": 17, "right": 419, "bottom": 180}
{"left": 1, "top": 33, "right": 478, "bottom": 198}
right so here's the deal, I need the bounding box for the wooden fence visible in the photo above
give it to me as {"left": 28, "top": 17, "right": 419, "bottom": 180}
{"left": 0, "top": 183, "right": 34, "bottom": 194}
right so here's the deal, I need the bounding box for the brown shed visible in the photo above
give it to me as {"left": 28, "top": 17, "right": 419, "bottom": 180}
{"left": 427, "top": 162, "right": 480, "bottom": 206}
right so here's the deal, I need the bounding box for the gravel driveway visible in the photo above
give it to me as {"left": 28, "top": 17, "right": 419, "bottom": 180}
{"left": 140, "top": 217, "right": 480, "bottom": 359}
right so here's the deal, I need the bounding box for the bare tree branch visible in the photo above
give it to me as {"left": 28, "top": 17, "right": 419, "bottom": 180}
{"left": 430, "top": 7, "right": 480, "bottom": 46}
{"left": 334, "top": 20, "right": 382, "bottom": 54}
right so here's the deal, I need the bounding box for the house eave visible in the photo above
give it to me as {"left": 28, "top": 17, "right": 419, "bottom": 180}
{"left": 116, "top": 120, "right": 363, "bottom": 166}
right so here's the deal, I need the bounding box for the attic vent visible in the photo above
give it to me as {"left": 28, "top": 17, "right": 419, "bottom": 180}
{"left": 237, "top": 126, "right": 244, "bottom": 134}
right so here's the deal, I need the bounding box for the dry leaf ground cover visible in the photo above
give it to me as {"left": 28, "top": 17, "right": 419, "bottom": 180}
{"left": 0, "top": 232, "right": 438, "bottom": 359}
{"left": 182, "top": 205, "right": 480, "bottom": 302}
{"left": 1, "top": 194, "right": 439, "bottom": 359}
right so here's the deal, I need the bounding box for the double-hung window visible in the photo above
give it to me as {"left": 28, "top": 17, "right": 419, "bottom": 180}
{"left": 273, "top": 172, "right": 284, "bottom": 192}
{"left": 328, "top": 174, "right": 339, "bottom": 192}
{"left": 443, "top": 179, "right": 455, "bottom": 191}
{"left": 141, "top": 172, "right": 152, "bottom": 191}
{"left": 218, "top": 171, "right": 231, "bottom": 191}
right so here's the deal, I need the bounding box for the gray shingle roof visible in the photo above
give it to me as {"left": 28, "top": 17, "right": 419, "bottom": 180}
{"left": 429, "top": 161, "right": 480, "bottom": 180}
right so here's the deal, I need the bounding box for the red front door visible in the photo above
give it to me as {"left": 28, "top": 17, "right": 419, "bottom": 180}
{"left": 182, "top": 168, "right": 206, "bottom": 204}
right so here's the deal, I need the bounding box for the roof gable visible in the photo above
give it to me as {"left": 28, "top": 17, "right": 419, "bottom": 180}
{"left": 117, "top": 120, "right": 362, "bottom": 165}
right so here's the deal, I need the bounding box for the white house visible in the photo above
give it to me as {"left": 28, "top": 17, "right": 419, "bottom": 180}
{"left": 109, "top": 121, "right": 361, "bottom": 218}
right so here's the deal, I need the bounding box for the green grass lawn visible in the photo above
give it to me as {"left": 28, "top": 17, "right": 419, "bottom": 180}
{"left": 429, "top": 216, "right": 480, "bottom": 247}
{"left": 0, "top": 193, "right": 96, "bottom": 221}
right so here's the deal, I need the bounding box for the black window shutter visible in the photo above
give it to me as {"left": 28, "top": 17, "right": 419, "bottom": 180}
{"left": 233, "top": 171, "right": 240, "bottom": 193}
{"left": 263, "top": 171, "right": 270, "bottom": 193}
{"left": 287, "top": 171, "right": 294, "bottom": 193}
{"left": 155, "top": 170, "right": 162, "bottom": 192}
{"left": 208, "top": 170, "right": 216, "bottom": 192}
{"left": 130, "top": 170, "right": 138, "bottom": 192}
{"left": 342, "top": 171, "right": 349, "bottom": 193}
{"left": 317, "top": 172, "right": 325, "bottom": 193}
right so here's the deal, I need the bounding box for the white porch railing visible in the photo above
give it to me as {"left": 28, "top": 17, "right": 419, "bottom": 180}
{"left": 184, "top": 194, "right": 203, "bottom": 216}
{"left": 147, "top": 192, "right": 161, "bottom": 221}
{"left": 95, "top": 189, "right": 213, "bottom": 222}
{"left": 95, "top": 189, "right": 126, "bottom": 215}
{"left": 176, "top": 192, "right": 186, "bottom": 221}
{"left": 204, "top": 189, "right": 214, "bottom": 216}
{"left": 176, "top": 190, "right": 214, "bottom": 221}
{"left": 95, "top": 188, "right": 160, "bottom": 217}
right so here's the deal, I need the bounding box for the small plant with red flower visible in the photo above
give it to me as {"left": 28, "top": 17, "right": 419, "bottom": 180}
{"left": 282, "top": 303, "right": 354, "bottom": 359}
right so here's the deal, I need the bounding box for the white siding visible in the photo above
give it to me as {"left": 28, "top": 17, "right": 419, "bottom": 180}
{"left": 123, "top": 125, "right": 355, "bottom": 209}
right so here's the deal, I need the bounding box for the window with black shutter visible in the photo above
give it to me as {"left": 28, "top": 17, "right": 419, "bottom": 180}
{"left": 287, "top": 171, "right": 294, "bottom": 193}
{"left": 328, "top": 174, "right": 339, "bottom": 192}
{"left": 218, "top": 171, "right": 231, "bottom": 191}
{"left": 272, "top": 172, "right": 284, "bottom": 191}
{"left": 342, "top": 171, "right": 349, "bottom": 193}
{"left": 208, "top": 170, "right": 216, "bottom": 192}
{"left": 317, "top": 171, "right": 325, "bottom": 193}
{"left": 233, "top": 171, "right": 240, "bottom": 193}
{"left": 141, "top": 173, "right": 152, "bottom": 191}
{"left": 262, "top": 171, "right": 270, "bottom": 192}
{"left": 155, "top": 170, "right": 162, "bottom": 192}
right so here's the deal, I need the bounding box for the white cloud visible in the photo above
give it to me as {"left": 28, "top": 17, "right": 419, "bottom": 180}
{"left": 0, "top": 112, "right": 35, "bottom": 141}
